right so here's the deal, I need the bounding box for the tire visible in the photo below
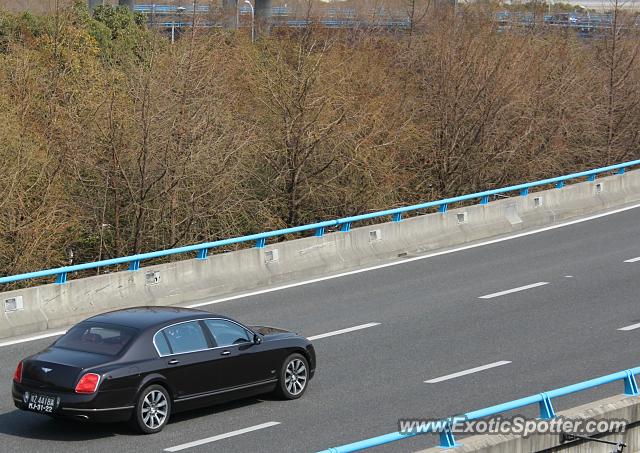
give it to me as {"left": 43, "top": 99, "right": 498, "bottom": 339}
{"left": 129, "top": 384, "right": 172, "bottom": 434}
{"left": 277, "top": 353, "right": 309, "bottom": 400}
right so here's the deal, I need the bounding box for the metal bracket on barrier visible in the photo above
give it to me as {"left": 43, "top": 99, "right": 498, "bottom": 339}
{"left": 340, "top": 222, "right": 351, "bottom": 232}
{"left": 315, "top": 227, "right": 325, "bottom": 237}
{"left": 392, "top": 213, "right": 402, "bottom": 222}
{"left": 588, "top": 174, "right": 597, "bottom": 182}
{"left": 55, "top": 272, "right": 67, "bottom": 284}
{"left": 539, "top": 392, "right": 556, "bottom": 419}
{"left": 439, "top": 204, "right": 448, "bottom": 213}
{"left": 439, "top": 425, "right": 459, "bottom": 448}
{"left": 520, "top": 187, "right": 529, "bottom": 196}
{"left": 480, "top": 195, "right": 489, "bottom": 205}
{"left": 128, "top": 260, "right": 140, "bottom": 271}
{"left": 197, "top": 248, "right": 208, "bottom": 260}
{"left": 624, "top": 371, "right": 639, "bottom": 396}
{"left": 256, "top": 238, "right": 266, "bottom": 248}
{"left": 556, "top": 181, "right": 565, "bottom": 189}
{"left": 561, "top": 432, "right": 626, "bottom": 452}
{"left": 618, "top": 168, "right": 626, "bottom": 175}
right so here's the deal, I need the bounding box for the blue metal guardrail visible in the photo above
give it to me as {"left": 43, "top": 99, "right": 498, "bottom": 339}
{"left": 318, "top": 366, "right": 640, "bottom": 452}
{"left": 0, "top": 159, "right": 638, "bottom": 286}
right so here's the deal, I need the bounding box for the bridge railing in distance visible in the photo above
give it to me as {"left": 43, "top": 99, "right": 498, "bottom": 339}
{"left": 317, "top": 367, "right": 640, "bottom": 452}
{"left": 0, "top": 159, "right": 639, "bottom": 286}
{"left": 134, "top": 4, "right": 211, "bottom": 13}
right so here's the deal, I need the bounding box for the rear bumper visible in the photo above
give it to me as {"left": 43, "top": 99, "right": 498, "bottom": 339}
{"left": 12, "top": 382, "right": 134, "bottom": 423}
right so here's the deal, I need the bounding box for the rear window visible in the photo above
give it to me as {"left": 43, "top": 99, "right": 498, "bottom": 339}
{"left": 55, "top": 322, "right": 138, "bottom": 356}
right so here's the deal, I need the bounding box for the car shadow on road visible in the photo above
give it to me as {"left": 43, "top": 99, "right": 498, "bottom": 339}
{"left": 0, "top": 395, "right": 280, "bottom": 441}
{"left": 167, "top": 395, "right": 276, "bottom": 425}
{"left": 0, "top": 409, "right": 125, "bottom": 441}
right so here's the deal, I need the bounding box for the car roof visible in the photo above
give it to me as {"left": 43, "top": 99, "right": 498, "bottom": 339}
{"left": 84, "top": 306, "right": 225, "bottom": 331}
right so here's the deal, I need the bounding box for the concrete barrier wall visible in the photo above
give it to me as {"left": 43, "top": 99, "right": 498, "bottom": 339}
{"left": 1, "top": 170, "right": 640, "bottom": 339}
{"left": 416, "top": 394, "right": 640, "bottom": 453}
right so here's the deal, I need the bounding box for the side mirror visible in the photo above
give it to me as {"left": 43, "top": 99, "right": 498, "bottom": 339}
{"left": 253, "top": 334, "right": 262, "bottom": 344}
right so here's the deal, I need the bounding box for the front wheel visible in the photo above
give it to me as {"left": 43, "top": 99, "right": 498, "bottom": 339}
{"left": 129, "top": 384, "right": 171, "bottom": 434}
{"left": 277, "top": 353, "right": 309, "bottom": 399}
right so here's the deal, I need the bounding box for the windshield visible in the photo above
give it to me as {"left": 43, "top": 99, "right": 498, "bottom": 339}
{"left": 54, "top": 322, "right": 138, "bottom": 356}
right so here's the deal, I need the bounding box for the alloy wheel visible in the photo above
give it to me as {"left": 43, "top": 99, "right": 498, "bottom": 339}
{"left": 141, "top": 389, "right": 168, "bottom": 430}
{"left": 285, "top": 358, "right": 308, "bottom": 396}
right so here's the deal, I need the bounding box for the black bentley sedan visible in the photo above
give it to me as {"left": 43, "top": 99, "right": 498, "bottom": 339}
{"left": 12, "top": 306, "right": 316, "bottom": 433}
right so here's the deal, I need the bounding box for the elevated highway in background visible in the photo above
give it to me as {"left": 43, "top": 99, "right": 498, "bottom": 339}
{"left": 1, "top": 202, "right": 640, "bottom": 452}
{"left": 127, "top": 3, "right": 639, "bottom": 33}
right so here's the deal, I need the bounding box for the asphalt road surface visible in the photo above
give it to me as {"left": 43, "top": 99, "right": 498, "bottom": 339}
{"left": 2, "top": 204, "right": 640, "bottom": 453}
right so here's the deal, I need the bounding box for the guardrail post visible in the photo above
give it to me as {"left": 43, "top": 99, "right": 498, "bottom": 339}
{"left": 392, "top": 213, "right": 402, "bottom": 222}
{"left": 340, "top": 222, "right": 351, "bottom": 232}
{"left": 618, "top": 168, "right": 626, "bottom": 175}
{"left": 128, "top": 260, "right": 140, "bottom": 271}
{"left": 439, "top": 204, "right": 448, "bottom": 213}
{"left": 256, "top": 238, "right": 266, "bottom": 248}
{"left": 624, "top": 370, "right": 639, "bottom": 396}
{"left": 587, "top": 174, "right": 597, "bottom": 182}
{"left": 556, "top": 181, "right": 565, "bottom": 189}
{"left": 197, "top": 249, "right": 208, "bottom": 260}
{"left": 55, "top": 273, "right": 67, "bottom": 284}
{"left": 538, "top": 392, "right": 556, "bottom": 419}
{"left": 480, "top": 195, "right": 489, "bottom": 205}
{"left": 315, "top": 227, "right": 325, "bottom": 237}
{"left": 520, "top": 187, "right": 529, "bottom": 196}
{"left": 439, "top": 424, "right": 458, "bottom": 448}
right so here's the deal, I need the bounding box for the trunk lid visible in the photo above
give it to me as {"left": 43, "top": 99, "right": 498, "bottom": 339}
{"left": 22, "top": 347, "right": 110, "bottom": 392}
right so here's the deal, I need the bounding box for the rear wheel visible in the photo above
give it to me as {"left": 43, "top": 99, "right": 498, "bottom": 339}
{"left": 277, "top": 353, "right": 309, "bottom": 399}
{"left": 129, "top": 384, "right": 171, "bottom": 434}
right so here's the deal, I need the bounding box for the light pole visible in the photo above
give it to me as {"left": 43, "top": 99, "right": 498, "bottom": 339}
{"left": 244, "top": 0, "right": 255, "bottom": 42}
{"left": 236, "top": 0, "right": 240, "bottom": 29}
{"left": 171, "top": 5, "right": 186, "bottom": 44}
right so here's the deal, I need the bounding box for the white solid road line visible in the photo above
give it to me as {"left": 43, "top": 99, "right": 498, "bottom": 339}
{"left": 425, "top": 361, "right": 512, "bottom": 384}
{"left": 4, "top": 202, "right": 640, "bottom": 348}
{"left": 624, "top": 256, "right": 640, "bottom": 263}
{"left": 164, "top": 421, "right": 281, "bottom": 452}
{"left": 0, "top": 330, "right": 67, "bottom": 348}
{"left": 307, "top": 322, "right": 380, "bottom": 341}
{"left": 479, "top": 282, "right": 550, "bottom": 299}
{"left": 187, "top": 203, "right": 640, "bottom": 309}
{"left": 618, "top": 322, "right": 640, "bottom": 331}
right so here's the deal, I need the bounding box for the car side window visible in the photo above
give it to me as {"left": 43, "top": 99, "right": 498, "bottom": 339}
{"left": 154, "top": 331, "right": 171, "bottom": 356}
{"left": 204, "top": 319, "right": 252, "bottom": 347}
{"left": 161, "top": 321, "right": 208, "bottom": 355}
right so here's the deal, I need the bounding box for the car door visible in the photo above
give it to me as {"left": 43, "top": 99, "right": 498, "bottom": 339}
{"left": 154, "top": 321, "right": 223, "bottom": 398}
{"left": 202, "top": 319, "right": 273, "bottom": 389}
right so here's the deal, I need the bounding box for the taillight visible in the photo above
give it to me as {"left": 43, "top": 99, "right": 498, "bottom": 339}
{"left": 13, "top": 361, "right": 23, "bottom": 383}
{"left": 75, "top": 373, "right": 100, "bottom": 394}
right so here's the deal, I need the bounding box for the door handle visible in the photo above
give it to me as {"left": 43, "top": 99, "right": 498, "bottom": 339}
{"left": 221, "top": 350, "right": 231, "bottom": 356}
{"left": 168, "top": 359, "right": 180, "bottom": 365}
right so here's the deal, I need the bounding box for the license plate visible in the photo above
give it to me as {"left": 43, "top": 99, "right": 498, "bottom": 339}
{"left": 24, "top": 392, "right": 60, "bottom": 414}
